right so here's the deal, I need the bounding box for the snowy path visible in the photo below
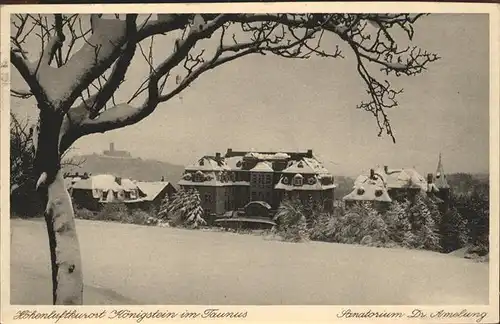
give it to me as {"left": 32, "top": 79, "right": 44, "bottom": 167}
{"left": 10, "top": 219, "right": 489, "bottom": 305}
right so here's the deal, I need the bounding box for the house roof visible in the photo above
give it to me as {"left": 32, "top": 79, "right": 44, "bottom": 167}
{"left": 135, "top": 181, "right": 171, "bottom": 201}
{"left": 244, "top": 152, "right": 291, "bottom": 160}
{"left": 224, "top": 156, "right": 243, "bottom": 170}
{"left": 251, "top": 161, "right": 274, "bottom": 173}
{"left": 281, "top": 158, "right": 330, "bottom": 175}
{"left": 178, "top": 171, "right": 231, "bottom": 187}
{"left": 72, "top": 174, "right": 138, "bottom": 192}
{"left": 274, "top": 174, "right": 336, "bottom": 191}
{"left": 185, "top": 156, "right": 230, "bottom": 172}
{"left": 343, "top": 178, "right": 392, "bottom": 202}
{"left": 355, "top": 167, "right": 428, "bottom": 190}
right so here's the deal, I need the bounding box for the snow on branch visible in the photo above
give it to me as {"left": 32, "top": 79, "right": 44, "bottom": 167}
{"left": 13, "top": 13, "right": 438, "bottom": 152}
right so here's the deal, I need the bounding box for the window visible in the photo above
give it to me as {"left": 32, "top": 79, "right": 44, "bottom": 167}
{"left": 308, "top": 177, "right": 316, "bottom": 185}
{"left": 251, "top": 174, "right": 258, "bottom": 183}
{"left": 251, "top": 192, "right": 257, "bottom": 200}
{"left": 204, "top": 193, "right": 212, "bottom": 203}
{"left": 293, "top": 175, "right": 303, "bottom": 186}
{"left": 195, "top": 172, "right": 204, "bottom": 182}
{"left": 265, "top": 174, "right": 272, "bottom": 185}
{"left": 282, "top": 177, "right": 289, "bottom": 185}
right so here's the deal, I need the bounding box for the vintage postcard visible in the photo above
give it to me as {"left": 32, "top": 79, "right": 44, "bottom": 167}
{"left": 1, "top": 1, "right": 499, "bottom": 323}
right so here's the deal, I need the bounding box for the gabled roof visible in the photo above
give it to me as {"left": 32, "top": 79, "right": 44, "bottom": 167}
{"left": 135, "top": 181, "right": 172, "bottom": 201}
{"left": 282, "top": 159, "right": 319, "bottom": 174}
{"left": 251, "top": 161, "right": 274, "bottom": 173}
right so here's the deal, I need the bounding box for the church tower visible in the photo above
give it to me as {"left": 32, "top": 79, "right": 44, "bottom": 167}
{"left": 435, "top": 153, "right": 450, "bottom": 212}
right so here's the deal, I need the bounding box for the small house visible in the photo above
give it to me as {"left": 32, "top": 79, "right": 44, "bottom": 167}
{"left": 133, "top": 181, "right": 177, "bottom": 212}
{"left": 70, "top": 174, "right": 145, "bottom": 210}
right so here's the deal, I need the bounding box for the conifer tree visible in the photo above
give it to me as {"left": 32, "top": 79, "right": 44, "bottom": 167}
{"left": 158, "top": 189, "right": 206, "bottom": 228}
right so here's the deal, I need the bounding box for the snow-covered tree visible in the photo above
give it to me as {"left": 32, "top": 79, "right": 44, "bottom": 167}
{"left": 274, "top": 197, "right": 309, "bottom": 242}
{"left": 158, "top": 189, "right": 206, "bottom": 228}
{"left": 10, "top": 13, "right": 439, "bottom": 304}
{"left": 407, "top": 193, "right": 441, "bottom": 251}
{"left": 382, "top": 199, "right": 411, "bottom": 245}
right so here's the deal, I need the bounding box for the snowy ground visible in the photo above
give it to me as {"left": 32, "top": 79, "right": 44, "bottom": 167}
{"left": 10, "top": 218, "right": 489, "bottom": 305}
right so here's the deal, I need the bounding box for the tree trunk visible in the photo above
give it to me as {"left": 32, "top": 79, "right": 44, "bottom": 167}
{"left": 43, "top": 170, "right": 83, "bottom": 305}
{"left": 35, "top": 108, "right": 83, "bottom": 305}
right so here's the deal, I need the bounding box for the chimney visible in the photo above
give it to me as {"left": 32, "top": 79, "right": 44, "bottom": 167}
{"left": 370, "top": 169, "right": 375, "bottom": 180}
{"left": 307, "top": 149, "right": 313, "bottom": 157}
{"left": 427, "top": 173, "right": 433, "bottom": 184}
{"left": 227, "top": 148, "right": 233, "bottom": 156}
{"left": 115, "top": 176, "right": 122, "bottom": 185}
{"left": 161, "top": 176, "right": 165, "bottom": 182}
{"left": 215, "top": 152, "right": 221, "bottom": 161}
{"left": 384, "top": 165, "right": 388, "bottom": 174}
{"left": 110, "top": 142, "right": 115, "bottom": 152}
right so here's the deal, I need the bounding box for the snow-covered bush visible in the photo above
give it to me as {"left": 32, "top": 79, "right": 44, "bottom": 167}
{"left": 274, "top": 198, "right": 309, "bottom": 242}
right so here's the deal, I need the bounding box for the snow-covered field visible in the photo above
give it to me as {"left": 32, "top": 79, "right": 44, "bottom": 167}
{"left": 10, "top": 218, "right": 489, "bottom": 305}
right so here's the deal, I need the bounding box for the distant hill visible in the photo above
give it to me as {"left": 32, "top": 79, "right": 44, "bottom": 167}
{"left": 63, "top": 153, "right": 186, "bottom": 186}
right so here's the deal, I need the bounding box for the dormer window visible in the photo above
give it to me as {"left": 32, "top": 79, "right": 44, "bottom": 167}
{"left": 308, "top": 177, "right": 316, "bottom": 185}
{"left": 375, "top": 189, "right": 383, "bottom": 197}
{"left": 195, "top": 171, "right": 204, "bottom": 182}
{"left": 236, "top": 161, "right": 242, "bottom": 168}
{"left": 357, "top": 188, "right": 365, "bottom": 195}
{"left": 293, "top": 174, "right": 303, "bottom": 186}
{"left": 183, "top": 173, "right": 192, "bottom": 181}
{"left": 282, "top": 177, "right": 289, "bottom": 185}
{"left": 298, "top": 161, "right": 304, "bottom": 168}
{"left": 199, "top": 159, "right": 204, "bottom": 166}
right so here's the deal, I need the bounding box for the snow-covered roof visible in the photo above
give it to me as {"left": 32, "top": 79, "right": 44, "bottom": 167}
{"left": 251, "top": 161, "right": 274, "bottom": 173}
{"left": 225, "top": 156, "right": 243, "bottom": 170}
{"left": 274, "top": 174, "right": 336, "bottom": 191}
{"left": 178, "top": 171, "right": 231, "bottom": 187}
{"left": 135, "top": 181, "right": 171, "bottom": 201}
{"left": 185, "top": 157, "right": 230, "bottom": 172}
{"left": 72, "top": 174, "right": 139, "bottom": 192}
{"left": 343, "top": 178, "right": 392, "bottom": 202}
{"left": 281, "top": 158, "right": 330, "bottom": 175}
{"left": 244, "top": 152, "right": 291, "bottom": 160}
{"left": 356, "top": 167, "right": 428, "bottom": 190}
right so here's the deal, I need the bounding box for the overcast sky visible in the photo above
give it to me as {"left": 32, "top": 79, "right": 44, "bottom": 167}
{"left": 10, "top": 13, "right": 490, "bottom": 177}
